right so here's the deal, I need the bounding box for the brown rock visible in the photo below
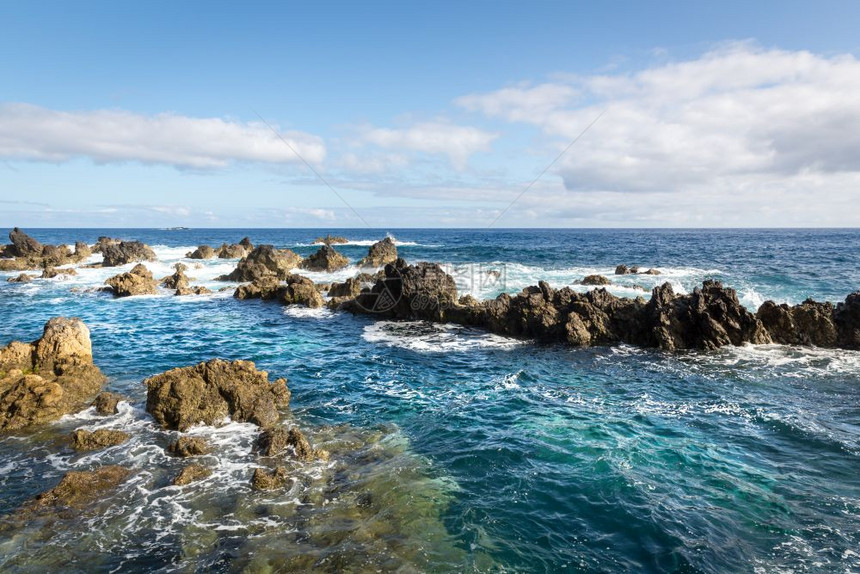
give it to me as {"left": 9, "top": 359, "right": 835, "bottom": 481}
{"left": 758, "top": 299, "right": 838, "bottom": 347}
{"left": 251, "top": 466, "right": 291, "bottom": 490}
{"left": 161, "top": 262, "right": 190, "bottom": 290}
{"left": 6, "top": 273, "right": 34, "bottom": 283}
{"left": 73, "top": 241, "right": 92, "bottom": 260}
{"left": 581, "top": 274, "right": 611, "bottom": 286}
{"left": 256, "top": 426, "right": 326, "bottom": 460}
{"left": 25, "top": 466, "right": 130, "bottom": 511}
{"left": 186, "top": 245, "right": 216, "bottom": 259}
{"left": 105, "top": 263, "right": 158, "bottom": 297}
{"left": 41, "top": 266, "right": 77, "bottom": 279}
{"left": 217, "top": 243, "right": 248, "bottom": 259}
{"left": 313, "top": 234, "right": 348, "bottom": 245}
{"left": 327, "top": 277, "right": 362, "bottom": 298}
{"left": 172, "top": 463, "right": 211, "bottom": 485}
{"left": 92, "top": 391, "right": 124, "bottom": 415}
{"left": 615, "top": 265, "right": 631, "bottom": 275}
{"left": 144, "top": 359, "right": 291, "bottom": 431}
{"left": 357, "top": 237, "right": 397, "bottom": 268}
{"left": 168, "top": 436, "right": 210, "bottom": 457}
{"left": 176, "top": 285, "right": 212, "bottom": 296}
{"left": 101, "top": 241, "right": 157, "bottom": 267}
{"left": 300, "top": 245, "right": 349, "bottom": 272}
{"left": 218, "top": 245, "right": 302, "bottom": 282}
{"left": 71, "top": 428, "right": 130, "bottom": 450}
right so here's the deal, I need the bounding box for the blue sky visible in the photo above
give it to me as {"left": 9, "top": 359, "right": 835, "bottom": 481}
{"left": 2, "top": 0, "right": 860, "bottom": 228}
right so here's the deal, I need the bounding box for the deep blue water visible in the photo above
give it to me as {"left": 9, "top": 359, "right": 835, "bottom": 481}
{"left": 1, "top": 228, "right": 859, "bottom": 573}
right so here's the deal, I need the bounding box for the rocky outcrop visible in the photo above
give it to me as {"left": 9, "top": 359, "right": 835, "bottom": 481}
{"left": 0, "top": 318, "right": 105, "bottom": 431}
{"left": 6, "top": 273, "right": 34, "bottom": 283}
{"left": 0, "top": 229, "right": 90, "bottom": 271}
{"left": 218, "top": 245, "right": 302, "bottom": 282}
{"left": 73, "top": 241, "right": 92, "bottom": 260}
{"left": 173, "top": 463, "right": 211, "bottom": 485}
{"left": 161, "top": 263, "right": 190, "bottom": 290}
{"left": 21, "top": 466, "right": 130, "bottom": 514}
{"left": 105, "top": 264, "right": 158, "bottom": 297}
{"left": 187, "top": 245, "right": 216, "bottom": 259}
{"left": 217, "top": 243, "right": 248, "bottom": 259}
{"left": 6, "top": 227, "right": 43, "bottom": 257}
{"left": 144, "top": 359, "right": 291, "bottom": 431}
{"left": 581, "top": 274, "right": 611, "bottom": 286}
{"left": 615, "top": 265, "right": 631, "bottom": 275}
{"left": 327, "top": 277, "right": 362, "bottom": 298}
{"left": 615, "top": 265, "right": 660, "bottom": 275}
{"left": 100, "top": 241, "right": 157, "bottom": 267}
{"left": 92, "top": 392, "right": 124, "bottom": 415}
{"left": 345, "top": 258, "right": 458, "bottom": 321}
{"left": 234, "top": 274, "right": 323, "bottom": 308}
{"left": 92, "top": 237, "right": 120, "bottom": 254}
{"left": 757, "top": 292, "right": 860, "bottom": 349}
{"left": 357, "top": 237, "right": 397, "bottom": 268}
{"left": 313, "top": 234, "right": 348, "bottom": 245}
{"left": 168, "top": 436, "right": 210, "bottom": 457}
{"left": 41, "top": 266, "right": 77, "bottom": 279}
{"left": 176, "top": 285, "right": 212, "bottom": 296}
{"left": 251, "top": 466, "right": 290, "bottom": 490}
{"left": 256, "top": 426, "right": 327, "bottom": 460}
{"left": 70, "top": 429, "right": 130, "bottom": 450}
{"left": 300, "top": 245, "right": 349, "bottom": 272}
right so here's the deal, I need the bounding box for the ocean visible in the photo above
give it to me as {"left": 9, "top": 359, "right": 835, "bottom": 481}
{"left": 1, "top": 228, "right": 858, "bottom": 572}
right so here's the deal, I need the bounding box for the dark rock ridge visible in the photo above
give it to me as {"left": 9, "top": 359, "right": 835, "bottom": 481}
{"left": 161, "top": 263, "right": 190, "bottom": 290}
{"left": 0, "top": 228, "right": 91, "bottom": 271}
{"left": 218, "top": 245, "right": 302, "bottom": 282}
{"left": 145, "top": 359, "right": 291, "bottom": 431}
{"left": 300, "top": 245, "right": 349, "bottom": 272}
{"left": 581, "top": 274, "right": 611, "bottom": 286}
{"left": 342, "top": 259, "right": 860, "bottom": 351}
{"left": 100, "top": 240, "right": 157, "bottom": 267}
{"left": 105, "top": 264, "right": 158, "bottom": 297}
{"left": 217, "top": 242, "right": 248, "bottom": 259}
{"left": 0, "top": 318, "right": 106, "bottom": 431}
{"left": 615, "top": 265, "right": 660, "bottom": 275}
{"left": 234, "top": 274, "right": 323, "bottom": 308}
{"left": 357, "top": 237, "right": 398, "bottom": 268}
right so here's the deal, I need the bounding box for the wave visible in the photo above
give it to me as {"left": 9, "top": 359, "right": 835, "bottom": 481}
{"left": 362, "top": 321, "right": 523, "bottom": 353}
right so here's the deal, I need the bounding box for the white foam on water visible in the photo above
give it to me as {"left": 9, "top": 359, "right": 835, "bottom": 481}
{"left": 362, "top": 321, "right": 523, "bottom": 353}
{"left": 283, "top": 305, "right": 336, "bottom": 319}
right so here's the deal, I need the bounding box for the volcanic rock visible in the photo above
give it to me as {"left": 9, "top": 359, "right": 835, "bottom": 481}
{"left": 251, "top": 466, "right": 290, "bottom": 490}
{"left": 6, "top": 273, "right": 34, "bottom": 283}
{"left": 217, "top": 243, "right": 248, "bottom": 259}
{"left": 168, "top": 436, "right": 210, "bottom": 457}
{"left": 187, "top": 245, "right": 216, "bottom": 259}
{"left": 313, "top": 234, "right": 348, "bottom": 245}
{"left": 581, "top": 274, "right": 611, "bottom": 286}
{"left": 300, "top": 245, "right": 349, "bottom": 272}
{"left": 105, "top": 264, "right": 158, "bottom": 297}
{"left": 173, "top": 463, "right": 211, "bottom": 485}
{"left": 218, "top": 245, "right": 302, "bottom": 282}
{"left": 70, "top": 429, "right": 130, "bottom": 451}
{"left": 92, "top": 391, "right": 124, "bottom": 415}
{"left": 100, "top": 241, "right": 157, "bottom": 267}
{"left": 357, "top": 237, "right": 397, "bottom": 268}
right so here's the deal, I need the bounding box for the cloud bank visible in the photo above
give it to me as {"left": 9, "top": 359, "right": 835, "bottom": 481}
{"left": 0, "top": 103, "right": 326, "bottom": 168}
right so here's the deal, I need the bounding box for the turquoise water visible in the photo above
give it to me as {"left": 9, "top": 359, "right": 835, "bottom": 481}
{"left": 1, "top": 228, "right": 859, "bottom": 572}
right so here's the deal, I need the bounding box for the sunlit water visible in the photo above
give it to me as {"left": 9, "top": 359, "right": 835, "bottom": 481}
{"left": 1, "top": 229, "right": 859, "bottom": 572}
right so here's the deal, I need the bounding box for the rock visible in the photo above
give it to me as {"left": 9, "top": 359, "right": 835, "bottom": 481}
{"left": 105, "top": 264, "right": 158, "bottom": 297}
{"left": 347, "top": 258, "right": 459, "bottom": 321}
{"left": 101, "top": 241, "right": 157, "bottom": 267}
{"left": 327, "top": 277, "right": 362, "bottom": 298}
{"left": 300, "top": 245, "right": 349, "bottom": 272}
{"left": 91, "top": 391, "right": 124, "bottom": 415}
{"left": 172, "top": 463, "right": 211, "bottom": 486}
{"left": 256, "top": 426, "right": 326, "bottom": 460}
{"left": 217, "top": 243, "right": 248, "bottom": 259}
{"left": 251, "top": 466, "right": 291, "bottom": 490}
{"left": 92, "top": 236, "right": 120, "bottom": 254}
{"left": 168, "top": 436, "right": 210, "bottom": 457}
{"left": 835, "top": 292, "right": 860, "bottom": 349}
{"left": 24, "top": 466, "right": 130, "bottom": 512}
{"left": 581, "top": 274, "right": 611, "bottom": 286}
{"left": 758, "top": 298, "right": 838, "bottom": 347}
{"left": 144, "top": 359, "right": 291, "bottom": 431}
{"left": 187, "top": 245, "right": 216, "bottom": 259}
{"left": 40, "top": 244, "right": 73, "bottom": 266}
{"left": 357, "top": 237, "right": 398, "bottom": 268}
{"left": 176, "top": 285, "right": 212, "bottom": 296}
{"left": 642, "top": 268, "right": 661, "bottom": 275}
{"left": 70, "top": 429, "right": 130, "bottom": 450}
{"left": 41, "top": 267, "right": 77, "bottom": 279}
{"left": 8, "top": 227, "right": 43, "bottom": 257}
{"left": 0, "top": 318, "right": 105, "bottom": 431}
{"left": 73, "top": 241, "right": 92, "bottom": 260}
{"left": 161, "top": 263, "right": 190, "bottom": 290}
{"left": 239, "top": 237, "right": 254, "bottom": 251}
{"left": 615, "top": 265, "right": 631, "bottom": 275}
{"left": 313, "top": 234, "right": 348, "bottom": 245}
{"left": 218, "top": 245, "right": 302, "bottom": 282}
{"left": 6, "top": 273, "right": 33, "bottom": 283}
{"left": 234, "top": 274, "right": 322, "bottom": 308}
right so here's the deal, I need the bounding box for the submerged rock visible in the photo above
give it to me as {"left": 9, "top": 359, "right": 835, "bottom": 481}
{"left": 91, "top": 391, "right": 124, "bottom": 415}
{"left": 218, "top": 245, "right": 302, "bottom": 282}
{"left": 105, "top": 263, "right": 158, "bottom": 297}
{"left": 101, "top": 241, "right": 157, "bottom": 267}
{"left": 173, "top": 463, "right": 212, "bottom": 486}
{"left": 300, "top": 245, "right": 349, "bottom": 272}
{"left": 145, "top": 359, "right": 291, "bottom": 431}
{"left": 168, "top": 436, "right": 210, "bottom": 457}
{"left": 176, "top": 285, "right": 212, "bottom": 296}
{"left": 357, "top": 237, "right": 397, "bottom": 268}
{"left": 0, "top": 318, "right": 106, "bottom": 431}
{"left": 187, "top": 245, "right": 216, "bottom": 259}
{"left": 41, "top": 267, "right": 77, "bottom": 279}
{"left": 256, "top": 426, "right": 327, "bottom": 460}
{"left": 23, "top": 466, "right": 130, "bottom": 513}
{"left": 70, "top": 428, "right": 130, "bottom": 451}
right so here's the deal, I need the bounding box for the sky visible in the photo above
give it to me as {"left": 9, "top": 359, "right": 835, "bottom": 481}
{"left": 2, "top": 0, "right": 860, "bottom": 228}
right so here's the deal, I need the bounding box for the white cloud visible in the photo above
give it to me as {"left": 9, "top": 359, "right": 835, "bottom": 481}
{"left": 456, "top": 43, "right": 860, "bottom": 209}
{"left": 0, "top": 103, "right": 325, "bottom": 169}
{"left": 360, "top": 121, "right": 498, "bottom": 170}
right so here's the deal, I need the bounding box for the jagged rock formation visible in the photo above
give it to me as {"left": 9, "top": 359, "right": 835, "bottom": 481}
{"left": 218, "top": 245, "right": 302, "bottom": 282}
{"left": 144, "top": 359, "right": 291, "bottom": 431}
{"left": 0, "top": 228, "right": 92, "bottom": 271}
{"left": 0, "top": 318, "right": 105, "bottom": 431}
{"left": 581, "top": 274, "right": 611, "bottom": 286}
{"left": 313, "top": 234, "right": 348, "bottom": 245}
{"left": 234, "top": 274, "right": 323, "bottom": 308}
{"left": 7, "top": 273, "right": 34, "bottom": 283}
{"left": 18, "top": 466, "right": 130, "bottom": 516}
{"left": 168, "top": 436, "right": 210, "bottom": 457}
{"left": 217, "top": 243, "right": 248, "bottom": 259}
{"left": 187, "top": 245, "right": 216, "bottom": 259}
{"left": 173, "top": 463, "right": 211, "bottom": 485}
{"left": 161, "top": 263, "right": 190, "bottom": 290}
{"left": 92, "top": 391, "right": 124, "bottom": 415}
{"left": 70, "top": 429, "right": 130, "bottom": 450}
{"left": 256, "top": 426, "right": 327, "bottom": 460}
{"left": 251, "top": 466, "right": 290, "bottom": 490}
{"left": 357, "top": 237, "right": 397, "bottom": 268}
{"left": 757, "top": 293, "right": 860, "bottom": 349}
{"left": 300, "top": 245, "right": 349, "bottom": 272}
{"left": 105, "top": 264, "right": 158, "bottom": 297}
{"left": 100, "top": 241, "right": 157, "bottom": 267}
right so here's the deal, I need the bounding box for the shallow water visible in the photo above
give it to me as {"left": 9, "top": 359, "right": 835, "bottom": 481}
{"left": 1, "top": 228, "right": 859, "bottom": 572}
